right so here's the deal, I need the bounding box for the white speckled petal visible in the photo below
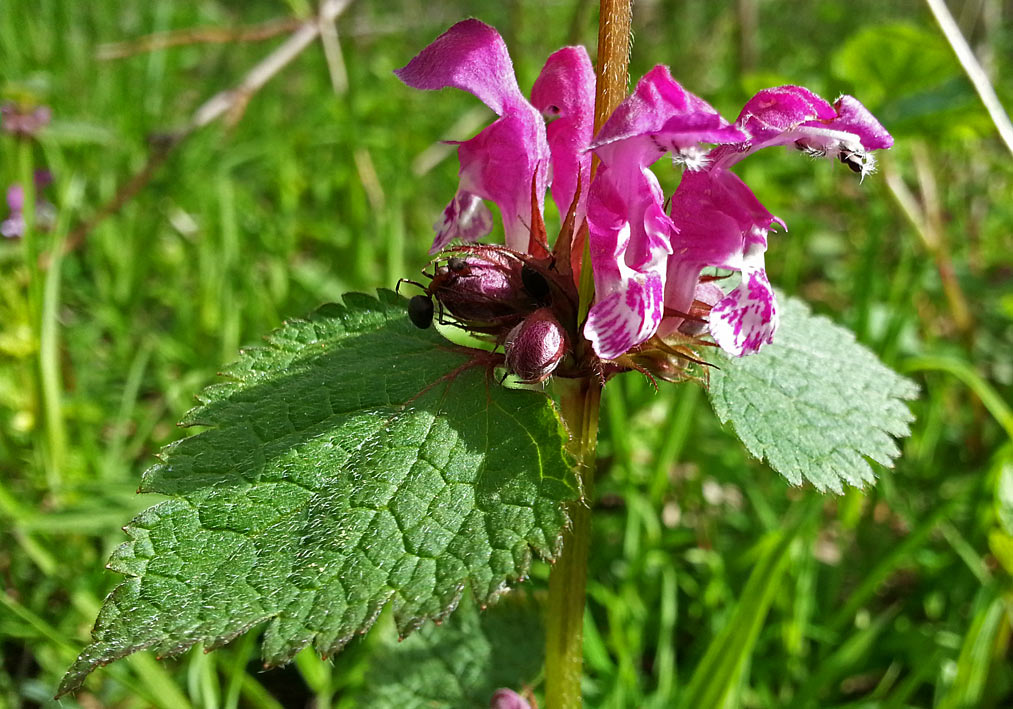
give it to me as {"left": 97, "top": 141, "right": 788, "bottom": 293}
{"left": 709, "top": 267, "right": 778, "bottom": 356}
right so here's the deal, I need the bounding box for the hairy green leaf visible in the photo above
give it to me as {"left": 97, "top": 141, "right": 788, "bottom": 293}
{"left": 59, "top": 290, "right": 574, "bottom": 695}
{"left": 707, "top": 295, "right": 918, "bottom": 492}
{"left": 356, "top": 591, "right": 543, "bottom": 707}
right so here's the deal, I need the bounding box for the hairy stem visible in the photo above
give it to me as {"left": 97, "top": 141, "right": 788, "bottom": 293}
{"left": 577, "top": 0, "right": 633, "bottom": 318}
{"left": 545, "top": 378, "right": 601, "bottom": 709}
{"left": 591, "top": 0, "right": 633, "bottom": 132}
{"left": 546, "top": 2, "right": 631, "bottom": 707}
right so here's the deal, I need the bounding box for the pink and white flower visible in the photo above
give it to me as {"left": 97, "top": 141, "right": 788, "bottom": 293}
{"left": 396, "top": 20, "right": 892, "bottom": 362}
{"left": 395, "top": 19, "right": 593, "bottom": 254}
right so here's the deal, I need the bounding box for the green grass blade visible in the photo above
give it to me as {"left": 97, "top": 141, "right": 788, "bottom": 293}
{"left": 795, "top": 606, "right": 898, "bottom": 707}
{"left": 936, "top": 588, "right": 1007, "bottom": 709}
{"left": 677, "top": 523, "right": 797, "bottom": 709}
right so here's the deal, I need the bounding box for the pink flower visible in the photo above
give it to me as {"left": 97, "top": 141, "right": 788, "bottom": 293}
{"left": 585, "top": 77, "right": 891, "bottom": 358}
{"left": 395, "top": 19, "right": 593, "bottom": 254}
{"left": 2, "top": 170, "right": 55, "bottom": 239}
{"left": 657, "top": 86, "right": 892, "bottom": 356}
{"left": 1, "top": 101, "right": 51, "bottom": 138}
{"left": 582, "top": 67, "right": 748, "bottom": 359}
{"left": 397, "top": 21, "right": 892, "bottom": 362}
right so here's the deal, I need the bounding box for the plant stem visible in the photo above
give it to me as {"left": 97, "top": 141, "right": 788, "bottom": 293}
{"left": 577, "top": 0, "right": 633, "bottom": 317}
{"left": 591, "top": 0, "right": 633, "bottom": 132}
{"left": 545, "top": 377, "right": 601, "bottom": 709}
{"left": 545, "top": 3, "right": 632, "bottom": 707}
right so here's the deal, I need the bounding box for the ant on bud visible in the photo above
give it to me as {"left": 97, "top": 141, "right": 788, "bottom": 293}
{"left": 398, "top": 257, "right": 471, "bottom": 329}
{"left": 406, "top": 295, "right": 435, "bottom": 329}
{"left": 397, "top": 246, "right": 561, "bottom": 334}
{"left": 397, "top": 244, "right": 584, "bottom": 384}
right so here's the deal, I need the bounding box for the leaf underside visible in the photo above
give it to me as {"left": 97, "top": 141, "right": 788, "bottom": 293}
{"left": 707, "top": 295, "right": 918, "bottom": 493}
{"left": 59, "top": 290, "right": 575, "bottom": 695}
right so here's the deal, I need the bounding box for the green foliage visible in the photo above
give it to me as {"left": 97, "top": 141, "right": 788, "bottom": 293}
{"left": 708, "top": 295, "right": 919, "bottom": 492}
{"left": 936, "top": 588, "right": 1007, "bottom": 709}
{"left": 832, "top": 24, "right": 959, "bottom": 106}
{"left": 57, "top": 291, "right": 575, "bottom": 695}
{"left": 3, "top": 0, "right": 1013, "bottom": 706}
{"left": 677, "top": 523, "right": 797, "bottom": 709}
{"left": 356, "top": 592, "right": 544, "bottom": 707}
{"left": 830, "top": 23, "right": 988, "bottom": 138}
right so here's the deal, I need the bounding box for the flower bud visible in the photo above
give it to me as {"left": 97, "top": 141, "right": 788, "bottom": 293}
{"left": 504, "top": 308, "right": 567, "bottom": 383}
{"left": 432, "top": 252, "right": 532, "bottom": 325}
{"left": 490, "top": 689, "right": 531, "bottom": 709}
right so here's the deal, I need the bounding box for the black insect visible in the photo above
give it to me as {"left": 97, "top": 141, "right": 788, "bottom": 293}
{"left": 838, "top": 149, "right": 865, "bottom": 174}
{"left": 521, "top": 263, "right": 551, "bottom": 306}
{"left": 446, "top": 256, "right": 468, "bottom": 272}
{"left": 407, "top": 294, "right": 435, "bottom": 329}
{"left": 397, "top": 256, "right": 474, "bottom": 330}
{"left": 397, "top": 246, "right": 568, "bottom": 336}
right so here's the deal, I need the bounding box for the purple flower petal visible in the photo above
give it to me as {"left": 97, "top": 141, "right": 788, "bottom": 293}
{"left": 669, "top": 169, "right": 783, "bottom": 271}
{"left": 666, "top": 169, "right": 783, "bottom": 354}
{"left": 453, "top": 109, "right": 548, "bottom": 250}
{"left": 735, "top": 85, "right": 837, "bottom": 145}
{"left": 33, "top": 169, "right": 53, "bottom": 190}
{"left": 1, "top": 102, "right": 51, "bottom": 137}
{"left": 717, "top": 86, "right": 893, "bottom": 179}
{"left": 530, "top": 46, "right": 595, "bottom": 225}
{"left": 432, "top": 190, "right": 494, "bottom": 253}
{"left": 585, "top": 269, "right": 665, "bottom": 360}
{"left": 826, "top": 95, "right": 893, "bottom": 150}
{"left": 709, "top": 266, "right": 778, "bottom": 356}
{"left": 657, "top": 258, "right": 704, "bottom": 335}
{"left": 675, "top": 279, "right": 726, "bottom": 336}
{"left": 394, "top": 19, "right": 526, "bottom": 115}
{"left": 396, "top": 20, "right": 549, "bottom": 251}
{"left": 6, "top": 184, "right": 25, "bottom": 213}
{"left": 1, "top": 215, "right": 25, "bottom": 239}
{"left": 584, "top": 165, "right": 673, "bottom": 359}
{"left": 592, "top": 65, "right": 747, "bottom": 169}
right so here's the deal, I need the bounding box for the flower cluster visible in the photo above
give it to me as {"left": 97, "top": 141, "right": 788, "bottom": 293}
{"left": 2, "top": 170, "right": 55, "bottom": 239}
{"left": 2, "top": 102, "right": 55, "bottom": 239}
{"left": 396, "top": 19, "right": 891, "bottom": 369}
{"left": 1, "top": 101, "right": 51, "bottom": 138}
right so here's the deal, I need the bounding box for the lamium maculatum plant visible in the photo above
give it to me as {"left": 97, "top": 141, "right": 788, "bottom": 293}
{"left": 58, "top": 6, "right": 917, "bottom": 707}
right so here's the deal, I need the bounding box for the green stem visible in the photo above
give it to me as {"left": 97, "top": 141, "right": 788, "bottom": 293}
{"left": 20, "top": 141, "right": 68, "bottom": 498}
{"left": 545, "top": 377, "right": 601, "bottom": 709}
{"left": 18, "top": 142, "right": 41, "bottom": 308}
{"left": 545, "top": 2, "right": 632, "bottom": 706}
{"left": 17, "top": 141, "right": 65, "bottom": 497}
{"left": 40, "top": 217, "right": 67, "bottom": 499}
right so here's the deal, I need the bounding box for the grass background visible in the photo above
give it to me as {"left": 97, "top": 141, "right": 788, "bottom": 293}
{"left": 2, "top": 0, "right": 1012, "bottom": 707}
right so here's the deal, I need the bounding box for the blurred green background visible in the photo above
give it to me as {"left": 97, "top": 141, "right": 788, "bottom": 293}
{"left": 2, "top": 0, "right": 1012, "bottom": 707}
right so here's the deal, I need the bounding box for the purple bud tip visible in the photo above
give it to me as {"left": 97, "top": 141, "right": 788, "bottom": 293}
{"left": 504, "top": 308, "right": 567, "bottom": 383}
{"left": 490, "top": 688, "right": 532, "bottom": 709}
